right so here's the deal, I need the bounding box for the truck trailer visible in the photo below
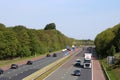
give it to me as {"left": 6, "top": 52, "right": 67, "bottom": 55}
{"left": 83, "top": 53, "right": 92, "bottom": 68}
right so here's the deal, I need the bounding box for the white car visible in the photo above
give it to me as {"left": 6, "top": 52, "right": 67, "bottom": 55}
{"left": 62, "top": 49, "right": 67, "bottom": 52}
{"left": 76, "top": 59, "right": 81, "bottom": 63}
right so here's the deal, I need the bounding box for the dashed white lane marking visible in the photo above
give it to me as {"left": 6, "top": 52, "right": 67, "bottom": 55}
{"left": 21, "top": 72, "right": 23, "bottom": 73}
{"left": 61, "top": 76, "right": 64, "bottom": 79}
{"left": 9, "top": 77, "right": 11, "bottom": 79}
{"left": 36, "top": 65, "right": 39, "bottom": 67}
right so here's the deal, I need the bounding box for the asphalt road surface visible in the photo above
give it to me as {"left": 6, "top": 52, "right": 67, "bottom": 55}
{"left": 0, "top": 51, "right": 73, "bottom": 80}
{"left": 44, "top": 47, "right": 92, "bottom": 80}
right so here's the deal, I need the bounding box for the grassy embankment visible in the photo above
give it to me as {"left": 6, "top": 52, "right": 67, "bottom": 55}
{"left": 0, "top": 54, "right": 43, "bottom": 67}
{"left": 0, "top": 50, "right": 60, "bottom": 67}
{"left": 100, "top": 53, "right": 120, "bottom": 80}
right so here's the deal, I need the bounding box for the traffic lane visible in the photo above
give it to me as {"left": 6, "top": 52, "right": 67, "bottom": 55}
{"left": 0, "top": 68, "right": 38, "bottom": 80}
{"left": 45, "top": 48, "right": 91, "bottom": 80}
{"left": 0, "top": 57, "right": 57, "bottom": 80}
{"left": 0, "top": 50, "right": 77, "bottom": 80}
{"left": 0, "top": 57, "right": 54, "bottom": 77}
{"left": 11, "top": 50, "right": 79, "bottom": 80}
{"left": 0, "top": 52, "right": 66, "bottom": 80}
{"left": 77, "top": 69, "right": 91, "bottom": 80}
{"left": 44, "top": 51, "right": 81, "bottom": 80}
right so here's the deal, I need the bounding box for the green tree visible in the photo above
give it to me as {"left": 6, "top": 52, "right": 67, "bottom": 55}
{"left": 0, "top": 23, "right": 6, "bottom": 30}
{"left": 17, "top": 45, "right": 31, "bottom": 58}
{"left": 95, "top": 28, "right": 115, "bottom": 57}
{"left": 27, "top": 30, "right": 40, "bottom": 55}
{"left": 13, "top": 25, "right": 31, "bottom": 57}
{"left": 94, "top": 24, "right": 120, "bottom": 58}
{"left": 0, "top": 23, "right": 74, "bottom": 59}
{"left": 0, "top": 30, "right": 19, "bottom": 59}
{"left": 107, "top": 45, "right": 116, "bottom": 56}
{"left": 0, "top": 31, "right": 6, "bottom": 59}
{"left": 112, "top": 28, "right": 120, "bottom": 52}
{"left": 44, "top": 23, "right": 56, "bottom": 30}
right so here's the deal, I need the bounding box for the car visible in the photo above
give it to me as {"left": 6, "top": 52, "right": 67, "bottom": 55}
{"left": 53, "top": 53, "right": 57, "bottom": 57}
{"left": 73, "top": 70, "right": 81, "bottom": 76}
{"left": 10, "top": 64, "right": 18, "bottom": 69}
{"left": 62, "top": 49, "right": 67, "bottom": 52}
{"left": 74, "top": 62, "right": 81, "bottom": 67}
{"left": 26, "top": 60, "right": 33, "bottom": 65}
{"left": 46, "top": 54, "right": 51, "bottom": 57}
{"left": 67, "top": 48, "right": 71, "bottom": 51}
{"left": 76, "top": 59, "right": 81, "bottom": 63}
{"left": 0, "top": 68, "right": 4, "bottom": 75}
{"left": 74, "top": 59, "right": 81, "bottom": 67}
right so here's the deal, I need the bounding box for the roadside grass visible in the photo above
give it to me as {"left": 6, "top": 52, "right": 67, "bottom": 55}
{"left": 100, "top": 53, "right": 120, "bottom": 80}
{"left": 0, "top": 54, "right": 44, "bottom": 67}
{"left": 114, "top": 68, "right": 120, "bottom": 80}
{"left": 0, "top": 50, "right": 61, "bottom": 67}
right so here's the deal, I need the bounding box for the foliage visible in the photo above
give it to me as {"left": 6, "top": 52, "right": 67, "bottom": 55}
{"left": 0, "top": 23, "right": 6, "bottom": 30}
{"left": 0, "top": 23, "right": 73, "bottom": 60}
{"left": 100, "top": 57, "right": 120, "bottom": 80}
{"left": 95, "top": 24, "right": 120, "bottom": 58}
{"left": 44, "top": 23, "right": 56, "bottom": 30}
{"left": 109, "top": 45, "right": 116, "bottom": 56}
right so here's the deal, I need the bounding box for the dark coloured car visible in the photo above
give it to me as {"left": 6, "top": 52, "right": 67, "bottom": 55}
{"left": 10, "top": 64, "right": 18, "bottom": 69}
{"left": 67, "top": 48, "right": 71, "bottom": 51}
{"left": 73, "top": 70, "right": 81, "bottom": 76}
{"left": 53, "top": 53, "right": 57, "bottom": 57}
{"left": 74, "top": 59, "right": 81, "bottom": 67}
{"left": 46, "top": 54, "right": 51, "bottom": 57}
{"left": 0, "top": 68, "right": 4, "bottom": 75}
{"left": 74, "top": 62, "right": 81, "bottom": 67}
{"left": 26, "top": 60, "right": 33, "bottom": 65}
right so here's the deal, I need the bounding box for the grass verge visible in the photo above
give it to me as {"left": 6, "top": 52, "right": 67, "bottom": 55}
{"left": 100, "top": 56, "right": 120, "bottom": 80}
{"left": 0, "top": 50, "right": 60, "bottom": 67}
{"left": 0, "top": 54, "right": 43, "bottom": 67}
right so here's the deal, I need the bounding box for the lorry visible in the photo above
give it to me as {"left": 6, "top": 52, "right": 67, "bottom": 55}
{"left": 83, "top": 53, "right": 92, "bottom": 68}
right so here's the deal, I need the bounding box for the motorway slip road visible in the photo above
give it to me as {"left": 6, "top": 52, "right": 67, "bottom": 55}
{"left": 92, "top": 57, "right": 105, "bottom": 80}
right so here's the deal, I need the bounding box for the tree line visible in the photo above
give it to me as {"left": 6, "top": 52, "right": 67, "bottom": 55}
{"left": 0, "top": 23, "right": 73, "bottom": 60}
{"left": 94, "top": 23, "right": 120, "bottom": 58}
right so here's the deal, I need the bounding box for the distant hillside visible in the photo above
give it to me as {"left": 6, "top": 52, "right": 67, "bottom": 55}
{"left": 0, "top": 23, "right": 73, "bottom": 60}
{"left": 94, "top": 23, "right": 120, "bottom": 58}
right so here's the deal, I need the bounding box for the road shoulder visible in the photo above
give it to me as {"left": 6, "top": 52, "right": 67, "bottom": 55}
{"left": 92, "top": 57, "right": 105, "bottom": 80}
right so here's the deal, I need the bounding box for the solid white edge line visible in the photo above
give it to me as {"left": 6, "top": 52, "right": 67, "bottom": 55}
{"left": 92, "top": 60, "right": 93, "bottom": 80}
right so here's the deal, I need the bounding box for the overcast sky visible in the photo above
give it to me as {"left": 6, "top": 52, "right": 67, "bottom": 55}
{"left": 0, "top": 0, "right": 120, "bottom": 40}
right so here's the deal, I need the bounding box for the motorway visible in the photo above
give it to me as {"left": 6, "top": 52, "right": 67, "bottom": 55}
{"left": 0, "top": 47, "right": 92, "bottom": 80}
{"left": 0, "top": 50, "right": 72, "bottom": 80}
{"left": 44, "top": 47, "right": 92, "bottom": 80}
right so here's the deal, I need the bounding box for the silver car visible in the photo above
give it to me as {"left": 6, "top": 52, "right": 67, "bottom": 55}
{"left": 73, "top": 70, "right": 81, "bottom": 76}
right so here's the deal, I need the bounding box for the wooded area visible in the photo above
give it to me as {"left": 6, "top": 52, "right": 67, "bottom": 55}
{"left": 0, "top": 23, "right": 73, "bottom": 60}
{"left": 94, "top": 23, "right": 120, "bottom": 58}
